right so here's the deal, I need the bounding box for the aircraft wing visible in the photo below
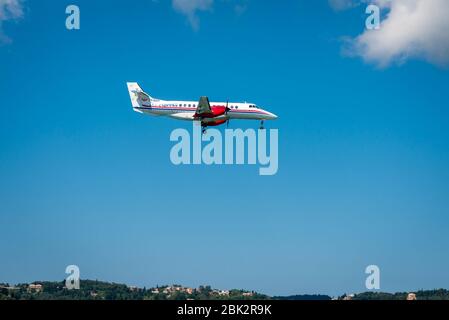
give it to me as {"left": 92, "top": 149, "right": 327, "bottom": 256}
{"left": 195, "top": 96, "right": 213, "bottom": 117}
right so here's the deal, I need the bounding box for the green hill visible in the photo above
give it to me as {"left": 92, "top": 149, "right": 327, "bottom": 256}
{"left": 2, "top": 281, "right": 449, "bottom": 300}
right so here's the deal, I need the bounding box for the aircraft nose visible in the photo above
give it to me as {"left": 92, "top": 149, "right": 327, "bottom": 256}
{"left": 268, "top": 112, "right": 278, "bottom": 120}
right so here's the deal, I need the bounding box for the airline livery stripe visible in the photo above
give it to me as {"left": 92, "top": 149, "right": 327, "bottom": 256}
{"left": 135, "top": 106, "right": 269, "bottom": 115}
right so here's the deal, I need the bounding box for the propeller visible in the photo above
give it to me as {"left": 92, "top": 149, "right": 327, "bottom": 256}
{"left": 225, "top": 99, "right": 230, "bottom": 128}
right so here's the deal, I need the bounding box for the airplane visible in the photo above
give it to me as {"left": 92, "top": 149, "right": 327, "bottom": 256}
{"left": 127, "top": 82, "right": 277, "bottom": 133}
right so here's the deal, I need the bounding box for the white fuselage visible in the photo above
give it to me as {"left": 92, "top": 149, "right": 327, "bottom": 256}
{"left": 134, "top": 99, "right": 277, "bottom": 123}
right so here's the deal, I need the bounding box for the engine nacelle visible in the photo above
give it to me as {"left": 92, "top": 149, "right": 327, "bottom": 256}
{"left": 196, "top": 106, "right": 226, "bottom": 118}
{"left": 203, "top": 119, "right": 227, "bottom": 127}
{"left": 210, "top": 105, "right": 227, "bottom": 117}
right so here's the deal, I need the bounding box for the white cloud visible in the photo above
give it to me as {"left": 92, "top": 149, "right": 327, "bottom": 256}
{"left": 172, "top": 0, "right": 213, "bottom": 31}
{"left": 344, "top": 0, "right": 449, "bottom": 68}
{"left": 234, "top": 3, "right": 247, "bottom": 16}
{"left": 328, "top": 0, "right": 358, "bottom": 11}
{"left": 172, "top": 0, "right": 248, "bottom": 30}
{"left": 0, "top": 0, "right": 24, "bottom": 43}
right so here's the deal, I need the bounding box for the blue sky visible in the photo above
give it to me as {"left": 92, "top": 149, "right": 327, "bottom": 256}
{"left": 1, "top": 0, "right": 449, "bottom": 296}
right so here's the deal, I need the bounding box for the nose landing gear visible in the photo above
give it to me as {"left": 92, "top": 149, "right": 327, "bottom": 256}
{"left": 259, "top": 120, "right": 265, "bottom": 130}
